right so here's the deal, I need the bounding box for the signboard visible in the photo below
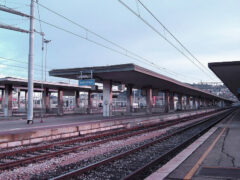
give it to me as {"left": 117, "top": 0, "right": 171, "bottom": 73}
{"left": 78, "top": 79, "right": 95, "bottom": 86}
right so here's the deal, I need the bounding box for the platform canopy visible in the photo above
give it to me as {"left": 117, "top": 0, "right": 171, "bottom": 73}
{"left": 49, "top": 63, "right": 232, "bottom": 102}
{"left": 0, "top": 77, "right": 101, "bottom": 92}
{"left": 209, "top": 61, "right": 240, "bottom": 100}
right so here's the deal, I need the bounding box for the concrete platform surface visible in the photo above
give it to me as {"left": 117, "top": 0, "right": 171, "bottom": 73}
{"left": 150, "top": 107, "right": 240, "bottom": 180}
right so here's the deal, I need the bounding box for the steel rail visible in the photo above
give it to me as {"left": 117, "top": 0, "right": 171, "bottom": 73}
{"left": 50, "top": 109, "right": 233, "bottom": 180}
{"left": 123, "top": 109, "right": 236, "bottom": 180}
{"left": 0, "top": 111, "right": 215, "bottom": 170}
{"left": 0, "top": 111, "right": 212, "bottom": 158}
{"left": 0, "top": 110, "right": 216, "bottom": 158}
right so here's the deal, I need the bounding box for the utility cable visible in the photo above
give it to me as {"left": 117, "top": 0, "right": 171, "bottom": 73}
{"left": 137, "top": 0, "right": 216, "bottom": 79}
{"left": 33, "top": 1, "right": 203, "bottom": 82}
{"left": 118, "top": 0, "right": 215, "bottom": 81}
{"left": 36, "top": 0, "right": 44, "bottom": 121}
{"left": 0, "top": 56, "right": 51, "bottom": 70}
{"left": 33, "top": 17, "right": 203, "bottom": 82}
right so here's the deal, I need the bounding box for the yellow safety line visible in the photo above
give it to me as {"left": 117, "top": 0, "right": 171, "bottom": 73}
{"left": 183, "top": 114, "right": 234, "bottom": 180}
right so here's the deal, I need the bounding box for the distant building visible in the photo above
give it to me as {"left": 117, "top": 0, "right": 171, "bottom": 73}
{"left": 189, "top": 82, "right": 237, "bottom": 102}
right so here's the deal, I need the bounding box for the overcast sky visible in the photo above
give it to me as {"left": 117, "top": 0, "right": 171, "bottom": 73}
{"left": 0, "top": 0, "right": 240, "bottom": 84}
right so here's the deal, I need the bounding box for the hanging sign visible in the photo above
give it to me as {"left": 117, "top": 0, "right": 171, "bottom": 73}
{"left": 78, "top": 79, "right": 95, "bottom": 86}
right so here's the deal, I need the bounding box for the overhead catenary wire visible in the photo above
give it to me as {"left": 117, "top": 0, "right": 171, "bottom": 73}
{"left": 36, "top": 0, "right": 42, "bottom": 34}
{"left": 118, "top": 0, "right": 212, "bottom": 78}
{"left": 118, "top": 0, "right": 215, "bottom": 81}
{"left": 0, "top": 56, "right": 52, "bottom": 70}
{"left": 0, "top": 65, "right": 42, "bottom": 79}
{"left": 36, "top": 0, "right": 44, "bottom": 121}
{"left": 0, "top": 1, "right": 204, "bottom": 82}
{"left": 0, "top": 64, "right": 61, "bottom": 83}
{"left": 0, "top": 4, "right": 30, "bottom": 17}
{"left": 0, "top": 57, "right": 82, "bottom": 83}
{"left": 0, "top": 0, "right": 29, "bottom": 7}
{"left": 32, "top": 1, "right": 203, "bottom": 82}
{"left": 135, "top": 0, "right": 140, "bottom": 16}
{"left": 0, "top": 56, "right": 77, "bottom": 83}
{"left": 34, "top": 16, "right": 205, "bottom": 82}
{"left": 136, "top": 0, "right": 216, "bottom": 79}
{"left": 0, "top": 61, "right": 47, "bottom": 72}
{"left": 33, "top": 2, "right": 176, "bottom": 73}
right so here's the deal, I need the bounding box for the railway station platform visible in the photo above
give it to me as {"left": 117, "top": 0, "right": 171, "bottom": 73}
{"left": 0, "top": 108, "right": 218, "bottom": 149}
{"left": 146, "top": 107, "right": 240, "bottom": 180}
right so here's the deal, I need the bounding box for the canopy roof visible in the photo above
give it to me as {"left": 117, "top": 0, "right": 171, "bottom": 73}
{"left": 209, "top": 61, "right": 240, "bottom": 100}
{"left": 50, "top": 63, "right": 232, "bottom": 102}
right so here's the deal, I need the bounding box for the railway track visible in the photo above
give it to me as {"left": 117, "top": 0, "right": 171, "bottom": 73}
{"left": 0, "top": 110, "right": 217, "bottom": 171}
{"left": 48, "top": 108, "right": 235, "bottom": 180}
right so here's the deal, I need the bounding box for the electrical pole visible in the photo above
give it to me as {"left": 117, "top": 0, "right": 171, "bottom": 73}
{"left": 0, "top": 3, "right": 35, "bottom": 123}
{"left": 27, "top": 0, "right": 35, "bottom": 124}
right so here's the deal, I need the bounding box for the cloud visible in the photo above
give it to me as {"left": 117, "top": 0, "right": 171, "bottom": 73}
{"left": 0, "top": 64, "right": 6, "bottom": 69}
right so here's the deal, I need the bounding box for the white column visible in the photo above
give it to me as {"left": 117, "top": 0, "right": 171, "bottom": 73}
{"left": 57, "top": 89, "right": 63, "bottom": 116}
{"left": 126, "top": 85, "right": 133, "bottom": 114}
{"left": 164, "top": 91, "right": 170, "bottom": 113}
{"left": 103, "top": 80, "right": 112, "bottom": 117}
{"left": 87, "top": 90, "right": 92, "bottom": 114}
{"left": 4, "top": 85, "right": 12, "bottom": 117}
{"left": 18, "top": 91, "right": 21, "bottom": 110}
{"left": 1, "top": 89, "right": 4, "bottom": 110}
{"left": 146, "top": 87, "right": 153, "bottom": 114}
{"left": 3, "top": 87, "right": 8, "bottom": 117}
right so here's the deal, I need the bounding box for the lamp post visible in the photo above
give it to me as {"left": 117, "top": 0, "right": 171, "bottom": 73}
{"left": 44, "top": 39, "right": 51, "bottom": 82}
